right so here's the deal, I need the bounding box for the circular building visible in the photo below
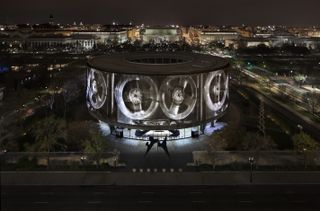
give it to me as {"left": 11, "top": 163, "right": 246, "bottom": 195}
{"left": 86, "top": 52, "right": 229, "bottom": 140}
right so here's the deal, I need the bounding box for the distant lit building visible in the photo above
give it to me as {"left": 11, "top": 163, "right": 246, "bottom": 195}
{"left": 127, "top": 28, "right": 140, "bottom": 41}
{"left": 74, "top": 30, "right": 128, "bottom": 45}
{"left": 238, "top": 37, "right": 271, "bottom": 48}
{"left": 294, "top": 37, "right": 320, "bottom": 50}
{"left": 306, "top": 30, "right": 320, "bottom": 38}
{"left": 27, "top": 34, "right": 72, "bottom": 48}
{"left": 71, "top": 34, "right": 96, "bottom": 50}
{"left": 27, "top": 34, "right": 96, "bottom": 50}
{"left": 186, "top": 27, "right": 239, "bottom": 47}
{"left": 140, "top": 27, "right": 182, "bottom": 43}
{"left": 269, "top": 33, "right": 295, "bottom": 47}
{"left": 253, "top": 33, "right": 272, "bottom": 38}
{"left": 0, "top": 24, "right": 129, "bottom": 52}
{"left": 198, "top": 30, "right": 239, "bottom": 46}
{"left": 234, "top": 26, "right": 253, "bottom": 38}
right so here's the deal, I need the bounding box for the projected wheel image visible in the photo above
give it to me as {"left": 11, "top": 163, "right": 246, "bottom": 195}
{"left": 160, "top": 76, "right": 197, "bottom": 120}
{"left": 86, "top": 68, "right": 107, "bottom": 110}
{"left": 115, "top": 76, "right": 159, "bottom": 120}
{"left": 204, "top": 70, "right": 228, "bottom": 112}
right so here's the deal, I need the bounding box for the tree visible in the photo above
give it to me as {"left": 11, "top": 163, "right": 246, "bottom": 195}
{"left": 66, "top": 121, "right": 91, "bottom": 151}
{"left": 241, "top": 133, "right": 276, "bottom": 151}
{"left": 82, "top": 131, "right": 108, "bottom": 168}
{"left": 208, "top": 41, "right": 225, "bottom": 49}
{"left": 230, "top": 60, "right": 245, "bottom": 85}
{"left": 293, "top": 132, "right": 319, "bottom": 153}
{"left": 280, "top": 44, "right": 310, "bottom": 55}
{"left": 28, "top": 115, "right": 67, "bottom": 167}
{"left": 207, "top": 131, "right": 228, "bottom": 169}
{"left": 241, "top": 133, "right": 276, "bottom": 168}
{"left": 292, "top": 132, "right": 320, "bottom": 168}
{"left": 208, "top": 132, "right": 228, "bottom": 152}
{"left": 294, "top": 74, "right": 307, "bottom": 87}
{"left": 304, "top": 92, "right": 320, "bottom": 115}
{"left": 220, "top": 124, "right": 246, "bottom": 150}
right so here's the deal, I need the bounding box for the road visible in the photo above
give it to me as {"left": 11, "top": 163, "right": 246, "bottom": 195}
{"left": 241, "top": 85, "right": 320, "bottom": 140}
{"left": 2, "top": 184, "right": 320, "bottom": 210}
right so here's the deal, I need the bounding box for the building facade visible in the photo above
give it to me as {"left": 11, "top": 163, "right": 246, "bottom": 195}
{"left": 86, "top": 52, "right": 230, "bottom": 140}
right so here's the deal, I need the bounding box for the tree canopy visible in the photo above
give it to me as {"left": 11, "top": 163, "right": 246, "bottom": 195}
{"left": 292, "top": 132, "right": 319, "bottom": 153}
{"left": 27, "top": 115, "right": 67, "bottom": 152}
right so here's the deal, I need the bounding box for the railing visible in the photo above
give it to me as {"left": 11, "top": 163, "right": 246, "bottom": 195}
{"left": 191, "top": 150, "right": 320, "bottom": 171}
{"left": 0, "top": 152, "right": 119, "bottom": 171}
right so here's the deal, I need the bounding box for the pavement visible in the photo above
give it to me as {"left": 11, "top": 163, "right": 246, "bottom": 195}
{"left": 2, "top": 171, "right": 320, "bottom": 186}
{"left": 2, "top": 184, "right": 320, "bottom": 210}
{"left": 2, "top": 170, "right": 320, "bottom": 210}
{"left": 105, "top": 134, "right": 207, "bottom": 169}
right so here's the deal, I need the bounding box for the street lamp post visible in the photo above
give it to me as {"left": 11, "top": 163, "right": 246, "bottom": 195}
{"left": 80, "top": 155, "right": 87, "bottom": 168}
{"left": 248, "top": 156, "right": 255, "bottom": 183}
{"left": 303, "top": 148, "right": 307, "bottom": 169}
{"left": 297, "top": 124, "right": 303, "bottom": 133}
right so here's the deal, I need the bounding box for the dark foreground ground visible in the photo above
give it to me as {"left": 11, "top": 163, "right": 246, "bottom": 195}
{"left": 2, "top": 184, "right": 320, "bottom": 211}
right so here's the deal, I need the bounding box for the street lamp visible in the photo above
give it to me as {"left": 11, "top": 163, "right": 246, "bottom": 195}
{"left": 248, "top": 156, "right": 255, "bottom": 183}
{"left": 80, "top": 156, "right": 87, "bottom": 167}
{"left": 297, "top": 124, "right": 303, "bottom": 133}
{"left": 303, "top": 148, "right": 307, "bottom": 169}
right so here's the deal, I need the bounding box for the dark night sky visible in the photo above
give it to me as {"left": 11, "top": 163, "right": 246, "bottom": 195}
{"left": 2, "top": 0, "right": 320, "bottom": 25}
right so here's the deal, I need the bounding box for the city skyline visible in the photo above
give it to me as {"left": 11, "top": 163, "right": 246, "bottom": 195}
{"left": 2, "top": 0, "right": 320, "bottom": 26}
{"left": 2, "top": 1, "right": 320, "bottom": 209}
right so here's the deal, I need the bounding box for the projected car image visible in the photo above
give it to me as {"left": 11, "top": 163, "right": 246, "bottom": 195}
{"left": 115, "top": 75, "right": 159, "bottom": 120}
{"left": 159, "top": 75, "right": 197, "bottom": 120}
{"left": 86, "top": 68, "right": 108, "bottom": 110}
{"left": 87, "top": 52, "right": 229, "bottom": 140}
{"left": 204, "top": 70, "right": 229, "bottom": 112}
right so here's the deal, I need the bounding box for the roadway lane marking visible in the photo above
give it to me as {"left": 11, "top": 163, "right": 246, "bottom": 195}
{"left": 239, "top": 201, "right": 253, "bottom": 203}
{"left": 290, "top": 200, "right": 306, "bottom": 204}
{"left": 189, "top": 192, "right": 203, "bottom": 195}
{"left": 93, "top": 192, "right": 104, "bottom": 195}
{"left": 141, "top": 192, "right": 154, "bottom": 195}
{"left": 192, "top": 201, "right": 205, "bottom": 203}
{"left": 40, "top": 192, "right": 54, "bottom": 195}
{"left": 138, "top": 201, "right": 152, "bottom": 203}
{"left": 87, "top": 201, "right": 102, "bottom": 204}
{"left": 285, "top": 191, "right": 296, "bottom": 194}
{"left": 33, "top": 201, "right": 49, "bottom": 204}
{"left": 237, "top": 192, "right": 251, "bottom": 194}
